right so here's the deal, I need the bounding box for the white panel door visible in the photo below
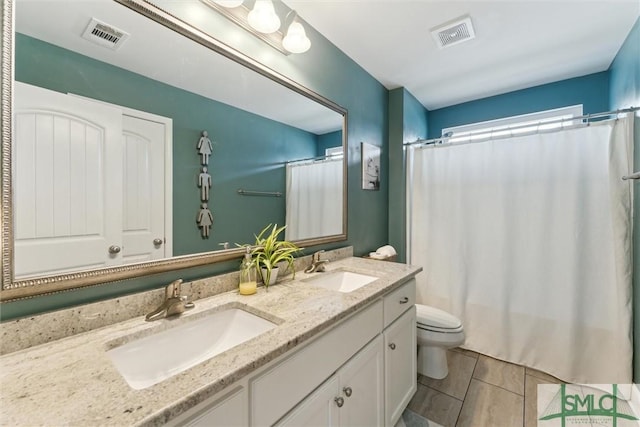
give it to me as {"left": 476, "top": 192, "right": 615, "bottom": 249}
{"left": 121, "top": 115, "right": 166, "bottom": 263}
{"left": 13, "top": 82, "right": 123, "bottom": 278}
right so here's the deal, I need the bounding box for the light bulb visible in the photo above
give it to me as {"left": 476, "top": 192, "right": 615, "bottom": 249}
{"left": 247, "top": 0, "right": 281, "bottom": 34}
{"left": 283, "top": 21, "right": 311, "bottom": 53}
{"left": 214, "top": 0, "right": 243, "bottom": 7}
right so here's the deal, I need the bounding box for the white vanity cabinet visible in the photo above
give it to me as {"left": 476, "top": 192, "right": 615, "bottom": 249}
{"left": 267, "top": 278, "right": 416, "bottom": 427}
{"left": 169, "top": 278, "right": 417, "bottom": 427}
{"left": 250, "top": 301, "right": 383, "bottom": 426}
{"left": 276, "top": 335, "right": 384, "bottom": 427}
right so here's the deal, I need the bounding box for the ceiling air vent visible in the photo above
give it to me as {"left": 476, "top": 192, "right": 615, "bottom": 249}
{"left": 81, "top": 18, "right": 129, "bottom": 50}
{"left": 431, "top": 15, "right": 475, "bottom": 49}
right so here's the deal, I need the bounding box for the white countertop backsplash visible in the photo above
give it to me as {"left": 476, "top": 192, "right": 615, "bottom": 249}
{"left": 0, "top": 248, "right": 421, "bottom": 426}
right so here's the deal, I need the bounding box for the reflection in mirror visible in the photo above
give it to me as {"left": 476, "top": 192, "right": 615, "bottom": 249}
{"left": 2, "top": 0, "right": 347, "bottom": 298}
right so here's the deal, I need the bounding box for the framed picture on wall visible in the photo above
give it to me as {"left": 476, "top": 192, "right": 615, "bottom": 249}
{"left": 361, "top": 142, "right": 381, "bottom": 190}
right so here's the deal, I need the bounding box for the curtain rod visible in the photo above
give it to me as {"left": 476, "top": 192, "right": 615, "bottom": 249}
{"left": 286, "top": 154, "right": 343, "bottom": 165}
{"left": 403, "top": 106, "right": 639, "bottom": 147}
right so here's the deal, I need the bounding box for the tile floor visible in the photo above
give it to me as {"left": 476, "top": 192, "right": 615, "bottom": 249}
{"left": 407, "top": 348, "right": 563, "bottom": 427}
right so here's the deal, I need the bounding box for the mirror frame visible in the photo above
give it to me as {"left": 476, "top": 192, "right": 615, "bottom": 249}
{"left": 0, "top": 0, "right": 348, "bottom": 301}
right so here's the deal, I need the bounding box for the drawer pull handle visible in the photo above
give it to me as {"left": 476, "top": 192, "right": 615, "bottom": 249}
{"left": 343, "top": 386, "right": 352, "bottom": 397}
{"left": 335, "top": 397, "right": 344, "bottom": 407}
{"left": 389, "top": 343, "right": 396, "bottom": 350}
{"left": 399, "top": 297, "right": 409, "bottom": 304}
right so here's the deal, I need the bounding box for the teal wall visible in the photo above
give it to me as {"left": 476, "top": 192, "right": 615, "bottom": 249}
{"left": 162, "top": 3, "right": 390, "bottom": 257}
{"left": 2, "top": 8, "right": 389, "bottom": 320}
{"left": 610, "top": 19, "right": 640, "bottom": 110}
{"left": 317, "top": 130, "right": 342, "bottom": 157}
{"left": 15, "top": 33, "right": 318, "bottom": 256}
{"left": 609, "top": 17, "right": 640, "bottom": 382}
{"left": 427, "top": 72, "right": 610, "bottom": 138}
{"left": 388, "top": 88, "right": 428, "bottom": 263}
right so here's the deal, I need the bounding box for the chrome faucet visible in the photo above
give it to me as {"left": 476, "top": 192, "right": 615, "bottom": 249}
{"left": 305, "top": 250, "right": 328, "bottom": 273}
{"left": 145, "top": 279, "right": 195, "bottom": 321}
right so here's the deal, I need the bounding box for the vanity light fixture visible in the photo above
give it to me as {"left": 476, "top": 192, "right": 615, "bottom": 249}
{"left": 248, "top": 0, "right": 281, "bottom": 34}
{"left": 282, "top": 17, "right": 311, "bottom": 54}
{"left": 201, "top": 0, "right": 311, "bottom": 55}
{"left": 214, "top": 0, "right": 244, "bottom": 7}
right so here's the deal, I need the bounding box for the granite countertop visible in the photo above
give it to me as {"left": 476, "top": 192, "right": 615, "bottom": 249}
{"left": 0, "top": 257, "right": 421, "bottom": 426}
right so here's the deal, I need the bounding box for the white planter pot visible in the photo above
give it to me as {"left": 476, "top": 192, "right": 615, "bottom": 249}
{"left": 261, "top": 266, "right": 279, "bottom": 287}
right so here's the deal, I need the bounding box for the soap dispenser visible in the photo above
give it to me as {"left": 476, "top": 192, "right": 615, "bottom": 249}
{"left": 239, "top": 246, "right": 257, "bottom": 295}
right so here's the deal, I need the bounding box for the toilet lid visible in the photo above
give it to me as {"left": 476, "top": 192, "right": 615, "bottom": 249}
{"left": 416, "top": 304, "right": 462, "bottom": 330}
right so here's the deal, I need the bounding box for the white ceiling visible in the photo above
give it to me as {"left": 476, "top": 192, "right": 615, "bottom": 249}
{"left": 286, "top": 0, "right": 640, "bottom": 110}
{"left": 15, "top": 0, "right": 343, "bottom": 134}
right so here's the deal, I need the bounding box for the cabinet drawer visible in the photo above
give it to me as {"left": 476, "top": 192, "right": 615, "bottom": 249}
{"left": 166, "top": 385, "right": 247, "bottom": 427}
{"left": 383, "top": 278, "right": 416, "bottom": 328}
{"left": 250, "top": 300, "right": 383, "bottom": 426}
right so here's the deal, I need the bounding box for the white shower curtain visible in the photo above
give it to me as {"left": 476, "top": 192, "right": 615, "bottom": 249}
{"left": 285, "top": 158, "right": 343, "bottom": 241}
{"left": 408, "top": 116, "right": 634, "bottom": 384}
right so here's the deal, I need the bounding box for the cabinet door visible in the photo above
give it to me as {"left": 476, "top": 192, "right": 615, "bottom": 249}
{"left": 385, "top": 306, "right": 417, "bottom": 427}
{"left": 275, "top": 376, "right": 339, "bottom": 427}
{"left": 339, "top": 335, "right": 384, "bottom": 427}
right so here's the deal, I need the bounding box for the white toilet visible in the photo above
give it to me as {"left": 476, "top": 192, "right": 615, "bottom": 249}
{"left": 416, "top": 304, "right": 465, "bottom": 379}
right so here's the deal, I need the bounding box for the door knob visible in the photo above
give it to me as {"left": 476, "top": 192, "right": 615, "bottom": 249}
{"left": 343, "top": 386, "right": 352, "bottom": 397}
{"left": 334, "top": 397, "right": 344, "bottom": 408}
{"left": 389, "top": 343, "right": 396, "bottom": 350}
{"left": 399, "top": 297, "right": 409, "bottom": 304}
{"left": 108, "top": 245, "right": 121, "bottom": 254}
{"left": 153, "top": 238, "right": 163, "bottom": 246}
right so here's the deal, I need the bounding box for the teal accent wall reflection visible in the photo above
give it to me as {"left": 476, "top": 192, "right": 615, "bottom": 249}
{"left": 428, "top": 72, "right": 610, "bottom": 138}
{"left": 162, "top": 4, "right": 390, "bottom": 260}
{"left": 15, "top": 33, "right": 318, "bottom": 256}
{"left": 609, "top": 17, "right": 640, "bottom": 382}
{"left": 3, "top": 12, "right": 389, "bottom": 320}
{"left": 317, "top": 130, "right": 342, "bottom": 157}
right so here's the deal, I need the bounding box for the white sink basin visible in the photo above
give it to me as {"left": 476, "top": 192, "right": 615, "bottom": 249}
{"left": 107, "top": 307, "right": 277, "bottom": 389}
{"left": 304, "top": 270, "right": 378, "bottom": 293}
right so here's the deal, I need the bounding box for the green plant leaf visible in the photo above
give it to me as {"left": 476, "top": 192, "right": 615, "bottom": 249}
{"left": 249, "top": 223, "right": 301, "bottom": 286}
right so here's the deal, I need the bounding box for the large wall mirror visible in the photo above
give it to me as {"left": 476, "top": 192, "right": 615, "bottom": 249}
{"left": 1, "top": 0, "right": 347, "bottom": 301}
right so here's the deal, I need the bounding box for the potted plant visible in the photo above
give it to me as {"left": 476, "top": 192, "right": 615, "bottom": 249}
{"left": 251, "top": 224, "right": 301, "bottom": 288}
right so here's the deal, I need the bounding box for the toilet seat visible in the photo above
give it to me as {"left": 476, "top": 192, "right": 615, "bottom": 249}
{"left": 416, "top": 304, "right": 463, "bottom": 333}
